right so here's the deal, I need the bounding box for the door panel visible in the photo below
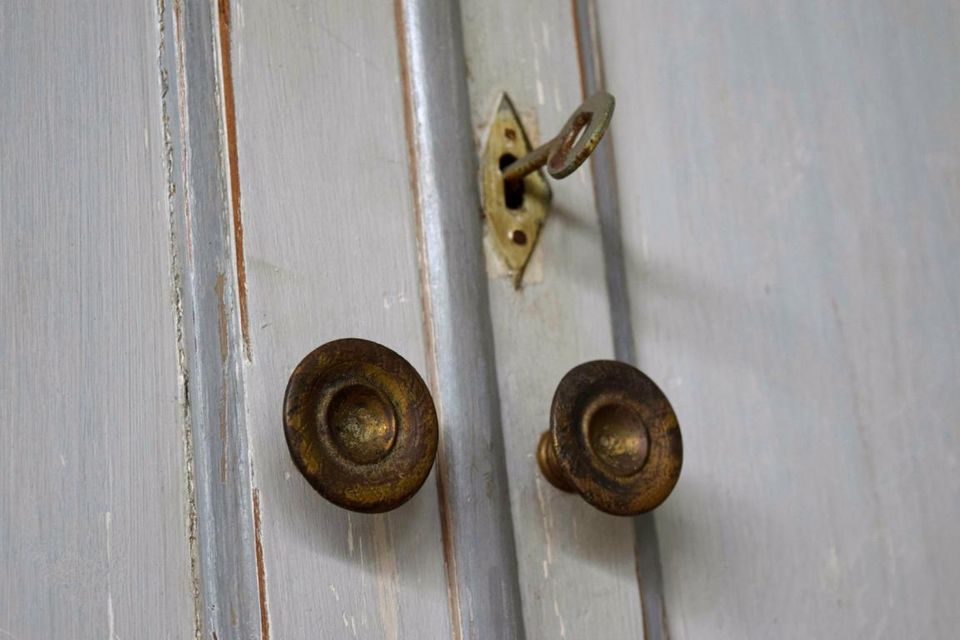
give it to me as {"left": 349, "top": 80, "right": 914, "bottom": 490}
{"left": 594, "top": 1, "right": 960, "bottom": 637}
{"left": 229, "top": 3, "right": 453, "bottom": 638}
{"left": 0, "top": 2, "right": 195, "bottom": 637}
{"left": 6, "top": 1, "right": 960, "bottom": 638}
{"left": 459, "top": 3, "right": 645, "bottom": 638}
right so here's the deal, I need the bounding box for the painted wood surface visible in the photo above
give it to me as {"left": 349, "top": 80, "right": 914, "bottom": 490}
{"left": 8, "top": 1, "right": 960, "bottom": 638}
{"left": 396, "top": 1, "right": 526, "bottom": 638}
{"left": 162, "top": 0, "right": 263, "bottom": 637}
{"left": 228, "top": 2, "right": 453, "bottom": 638}
{"left": 459, "top": 3, "right": 645, "bottom": 638}
{"left": 0, "top": 2, "right": 196, "bottom": 638}
{"left": 594, "top": 1, "right": 960, "bottom": 637}
{"left": 572, "top": 2, "right": 669, "bottom": 635}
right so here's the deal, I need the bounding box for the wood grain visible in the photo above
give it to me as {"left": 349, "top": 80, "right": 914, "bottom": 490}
{"left": 0, "top": 1, "right": 195, "bottom": 637}
{"left": 594, "top": 1, "right": 960, "bottom": 637}
{"left": 228, "top": 2, "right": 452, "bottom": 638}
{"left": 459, "top": 2, "right": 646, "bottom": 638}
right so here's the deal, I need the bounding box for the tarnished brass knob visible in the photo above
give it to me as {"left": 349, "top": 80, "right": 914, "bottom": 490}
{"left": 283, "top": 338, "right": 438, "bottom": 513}
{"left": 537, "top": 360, "right": 683, "bottom": 515}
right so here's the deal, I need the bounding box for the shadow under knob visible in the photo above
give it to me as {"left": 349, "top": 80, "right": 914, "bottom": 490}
{"left": 283, "top": 338, "right": 438, "bottom": 513}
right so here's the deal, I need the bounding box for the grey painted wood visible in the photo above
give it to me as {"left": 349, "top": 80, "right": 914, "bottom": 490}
{"left": 594, "top": 1, "right": 960, "bottom": 638}
{"left": 573, "top": 0, "right": 636, "bottom": 366}
{"left": 397, "top": 1, "right": 525, "bottom": 638}
{"left": 460, "top": 3, "right": 645, "bottom": 638}
{"left": 573, "top": 1, "right": 667, "bottom": 637}
{"left": 162, "top": 0, "right": 263, "bottom": 637}
{"left": 0, "top": 1, "right": 196, "bottom": 638}
{"left": 228, "top": 2, "right": 452, "bottom": 638}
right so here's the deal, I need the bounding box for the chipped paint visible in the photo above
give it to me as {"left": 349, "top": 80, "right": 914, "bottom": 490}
{"left": 156, "top": 0, "right": 203, "bottom": 635}
{"left": 105, "top": 511, "right": 115, "bottom": 639}
{"left": 372, "top": 516, "right": 400, "bottom": 640}
{"left": 553, "top": 597, "right": 566, "bottom": 637}
{"left": 216, "top": 0, "right": 250, "bottom": 359}
{"left": 534, "top": 476, "right": 555, "bottom": 577}
{"left": 107, "top": 592, "right": 115, "bottom": 640}
{"left": 347, "top": 514, "right": 355, "bottom": 556}
{"left": 252, "top": 488, "right": 270, "bottom": 640}
{"left": 216, "top": 273, "right": 229, "bottom": 484}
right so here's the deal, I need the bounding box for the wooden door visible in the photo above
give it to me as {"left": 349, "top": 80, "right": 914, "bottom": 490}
{"left": 2, "top": 1, "right": 958, "bottom": 639}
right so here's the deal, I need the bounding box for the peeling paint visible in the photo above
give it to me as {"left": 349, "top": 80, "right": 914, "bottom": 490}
{"left": 372, "top": 516, "right": 400, "bottom": 640}
{"left": 216, "top": 274, "right": 229, "bottom": 484}
{"left": 534, "top": 476, "right": 555, "bottom": 575}
{"left": 553, "top": 597, "right": 566, "bottom": 637}
{"left": 252, "top": 488, "right": 270, "bottom": 640}
{"left": 156, "top": 0, "right": 203, "bottom": 636}
{"left": 217, "top": 0, "right": 250, "bottom": 359}
{"left": 347, "top": 514, "right": 354, "bottom": 556}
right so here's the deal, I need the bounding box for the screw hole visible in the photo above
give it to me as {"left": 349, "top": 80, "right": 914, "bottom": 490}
{"left": 499, "top": 153, "right": 524, "bottom": 209}
{"left": 504, "top": 128, "right": 517, "bottom": 141}
{"left": 510, "top": 229, "right": 528, "bottom": 245}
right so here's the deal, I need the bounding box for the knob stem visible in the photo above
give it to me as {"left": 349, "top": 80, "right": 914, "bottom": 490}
{"left": 537, "top": 431, "right": 575, "bottom": 493}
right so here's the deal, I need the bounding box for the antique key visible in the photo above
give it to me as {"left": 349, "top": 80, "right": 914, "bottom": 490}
{"left": 481, "top": 92, "right": 615, "bottom": 287}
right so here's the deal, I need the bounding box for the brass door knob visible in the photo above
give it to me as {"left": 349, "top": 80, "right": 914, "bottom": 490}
{"left": 283, "top": 338, "right": 438, "bottom": 513}
{"left": 537, "top": 360, "right": 683, "bottom": 515}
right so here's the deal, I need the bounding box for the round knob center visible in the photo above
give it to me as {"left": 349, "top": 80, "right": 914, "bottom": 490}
{"left": 586, "top": 402, "right": 649, "bottom": 476}
{"left": 326, "top": 384, "right": 397, "bottom": 465}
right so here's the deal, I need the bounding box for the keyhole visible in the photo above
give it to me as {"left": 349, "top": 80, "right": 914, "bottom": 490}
{"left": 499, "top": 154, "right": 525, "bottom": 209}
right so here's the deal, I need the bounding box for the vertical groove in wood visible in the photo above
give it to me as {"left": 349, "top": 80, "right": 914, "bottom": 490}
{"left": 396, "top": 1, "right": 527, "bottom": 638}
{"left": 215, "top": 0, "right": 250, "bottom": 359}
{"left": 163, "top": 0, "right": 263, "bottom": 637}
{"left": 252, "top": 488, "right": 271, "bottom": 640}
{"left": 572, "top": 2, "right": 668, "bottom": 638}
{"left": 571, "top": 0, "right": 635, "bottom": 364}
{"left": 458, "top": 1, "right": 647, "bottom": 637}
{"left": 160, "top": 1, "right": 205, "bottom": 634}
